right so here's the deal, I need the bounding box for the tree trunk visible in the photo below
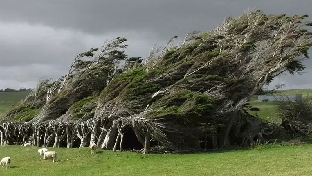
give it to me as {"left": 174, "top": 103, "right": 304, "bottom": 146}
{"left": 78, "top": 123, "right": 90, "bottom": 148}
{"left": 143, "top": 132, "right": 151, "bottom": 154}
{"left": 36, "top": 128, "right": 41, "bottom": 147}
{"left": 102, "top": 121, "right": 118, "bottom": 149}
{"left": 212, "top": 135, "right": 217, "bottom": 149}
{"left": 97, "top": 128, "right": 107, "bottom": 148}
{"left": 43, "top": 129, "right": 48, "bottom": 147}
{"left": 0, "top": 132, "right": 3, "bottom": 146}
{"left": 132, "top": 121, "right": 145, "bottom": 145}
{"left": 46, "top": 134, "right": 54, "bottom": 147}
{"left": 194, "top": 136, "right": 200, "bottom": 150}
{"left": 66, "top": 125, "right": 73, "bottom": 148}
{"left": 113, "top": 134, "right": 120, "bottom": 152}
{"left": 120, "top": 133, "right": 124, "bottom": 151}
{"left": 219, "top": 114, "right": 236, "bottom": 147}
{"left": 204, "top": 133, "right": 207, "bottom": 150}
{"left": 53, "top": 133, "right": 59, "bottom": 148}
{"left": 89, "top": 119, "right": 100, "bottom": 147}
{"left": 32, "top": 128, "right": 36, "bottom": 146}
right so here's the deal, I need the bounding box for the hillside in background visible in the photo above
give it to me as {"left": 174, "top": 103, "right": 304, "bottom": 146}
{"left": 0, "top": 91, "right": 30, "bottom": 118}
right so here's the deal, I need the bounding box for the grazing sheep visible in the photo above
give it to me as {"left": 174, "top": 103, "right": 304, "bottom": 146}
{"left": 0, "top": 157, "right": 10, "bottom": 168}
{"left": 22, "top": 142, "right": 32, "bottom": 147}
{"left": 90, "top": 143, "right": 98, "bottom": 154}
{"left": 38, "top": 148, "right": 48, "bottom": 156}
{"left": 43, "top": 151, "right": 57, "bottom": 162}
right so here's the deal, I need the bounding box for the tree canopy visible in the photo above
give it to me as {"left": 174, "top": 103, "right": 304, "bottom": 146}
{"left": 2, "top": 10, "right": 312, "bottom": 153}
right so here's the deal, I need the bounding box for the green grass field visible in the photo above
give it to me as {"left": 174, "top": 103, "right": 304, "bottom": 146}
{"left": 1, "top": 145, "right": 312, "bottom": 176}
{"left": 0, "top": 91, "right": 29, "bottom": 118}
{"left": 249, "top": 89, "right": 312, "bottom": 123}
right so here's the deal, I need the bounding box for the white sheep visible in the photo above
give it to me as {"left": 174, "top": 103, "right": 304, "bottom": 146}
{"left": 0, "top": 157, "right": 10, "bottom": 168}
{"left": 22, "top": 142, "right": 32, "bottom": 147}
{"left": 43, "top": 151, "right": 57, "bottom": 162}
{"left": 38, "top": 148, "right": 48, "bottom": 156}
{"left": 90, "top": 143, "right": 98, "bottom": 154}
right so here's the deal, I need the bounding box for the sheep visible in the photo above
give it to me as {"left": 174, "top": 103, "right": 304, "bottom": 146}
{"left": 22, "top": 142, "right": 32, "bottom": 147}
{"left": 90, "top": 143, "right": 98, "bottom": 154}
{"left": 38, "top": 148, "right": 48, "bottom": 156}
{"left": 0, "top": 157, "right": 10, "bottom": 168}
{"left": 43, "top": 151, "right": 57, "bottom": 162}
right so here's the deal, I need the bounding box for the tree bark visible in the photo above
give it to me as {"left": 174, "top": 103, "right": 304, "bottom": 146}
{"left": 113, "top": 134, "right": 120, "bottom": 152}
{"left": 36, "top": 127, "right": 41, "bottom": 147}
{"left": 89, "top": 119, "right": 100, "bottom": 147}
{"left": 77, "top": 123, "right": 89, "bottom": 148}
{"left": 43, "top": 129, "right": 48, "bottom": 147}
{"left": 0, "top": 132, "right": 3, "bottom": 146}
{"left": 219, "top": 114, "right": 236, "bottom": 147}
{"left": 143, "top": 132, "right": 151, "bottom": 154}
{"left": 53, "top": 133, "right": 59, "bottom": 148}
{"left": 66, "top": 125, "right": 73, "bottom": 148}
{"left": 102, "top": 120, "right": 118, "bottom": 149}
{"left": 120, "top": 133, "right": 124, "bottom": 151}
{"left": 46, "top": 134, "right": 54, "bottom": 147}
{"left": 32, "top": 128, "right": 37, "bottom": 146}
{"left": 97, "top": 128, "right": 107, "bottom": 148}
{"left": 204, "top": 133, "right": 207, "bottom": 150}
{"left": 132, "top": 121, "right": 145, "bottom": 145}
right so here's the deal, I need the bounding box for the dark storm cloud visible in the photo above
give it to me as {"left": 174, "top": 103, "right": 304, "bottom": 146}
{"left": 0, "top": 0, "right": 312, "bottom": 89}
{"left": 1, "top": 0, "right": 310, "bottom": 37}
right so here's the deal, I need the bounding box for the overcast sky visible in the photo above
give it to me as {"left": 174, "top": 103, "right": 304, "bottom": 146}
{"left": 0, "top": 0, "right": 312, "bottom": 90}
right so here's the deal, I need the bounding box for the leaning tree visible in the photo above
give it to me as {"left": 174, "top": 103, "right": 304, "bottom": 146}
{"left": 2, "top": 10, "right": 312, "bottom": 153}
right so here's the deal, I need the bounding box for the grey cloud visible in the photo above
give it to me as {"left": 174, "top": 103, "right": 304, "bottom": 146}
{"left": 1, "top": 0, "right": 311, "bottom": 38}
{"left": 0, "top": 0, "right": 312, "bottom": 89}
{"left": 0, "top": 21, "right": 163, "bottom": 88}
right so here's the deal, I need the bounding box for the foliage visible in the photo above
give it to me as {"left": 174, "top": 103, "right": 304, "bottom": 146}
{"left": 11, "top": 105, "right": 40, "bottom": 122}
{"left": 278, "top": 98, "right": 312, "bottom": 137}
{"left": 3, "top": 10, "right": 312, "bottom": 151}
{"left": 69, "top": 95, "right": 97, "bottom": 120}
{"left": 148, "top": 90, "right": 215, "bottom": 120}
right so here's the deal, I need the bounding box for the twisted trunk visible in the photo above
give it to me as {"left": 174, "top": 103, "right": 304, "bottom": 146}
{"left": 89, "top": 119, "right": 101, "bottom": 147}
{"left": 102, "top": 120, "right": 118, "bottom": 149}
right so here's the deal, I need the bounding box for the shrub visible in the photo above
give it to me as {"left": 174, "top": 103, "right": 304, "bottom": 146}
{"left": 277, "top": 98, "right": 312, "bottom": 137}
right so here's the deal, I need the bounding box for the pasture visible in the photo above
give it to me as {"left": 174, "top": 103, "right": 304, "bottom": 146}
{"left": 249, "top": 89, "right": 312, "bottom": 123}
{"left": 1, "top": 145, "right": 312, "bottom": 175}
{"left": 0, "top": 91, "right": 29, "bottom": 118}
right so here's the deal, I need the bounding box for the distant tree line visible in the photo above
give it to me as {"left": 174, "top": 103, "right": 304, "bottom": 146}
{"left": 0, "top": 88, "right": 32, "bottom": 92}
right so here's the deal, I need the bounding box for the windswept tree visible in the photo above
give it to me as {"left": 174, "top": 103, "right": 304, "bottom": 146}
{"left": 3, "top": 10, "right": 312, "bottom": 153}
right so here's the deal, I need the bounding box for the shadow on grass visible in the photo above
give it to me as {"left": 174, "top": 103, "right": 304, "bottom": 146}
{"left": 95, "top": 150, "right": 104, "bottom": 154}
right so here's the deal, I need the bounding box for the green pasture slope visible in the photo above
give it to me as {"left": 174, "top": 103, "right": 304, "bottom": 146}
{"left": 249, "top": 89, "right": 312, "bottom": 123}
{"left": 1, "top": 145, "right": 312, "bottom": 175}
{"left": 0, "top": 91, "right": 29, "bottom": 118}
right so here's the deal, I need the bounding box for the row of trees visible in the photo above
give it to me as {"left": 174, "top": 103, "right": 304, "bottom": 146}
{"left": 0, "top": 88, "right": 32, "bottom": 92}
{"left": 1, "top": 10, "right": 312, "bottom": 153}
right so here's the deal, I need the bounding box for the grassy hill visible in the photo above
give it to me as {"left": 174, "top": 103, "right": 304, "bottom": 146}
{"left": 249, "top": 89, "right": 312, "bottom": 123}
{"left": 0, "top": 91, "right": 30, "bottom": 118}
